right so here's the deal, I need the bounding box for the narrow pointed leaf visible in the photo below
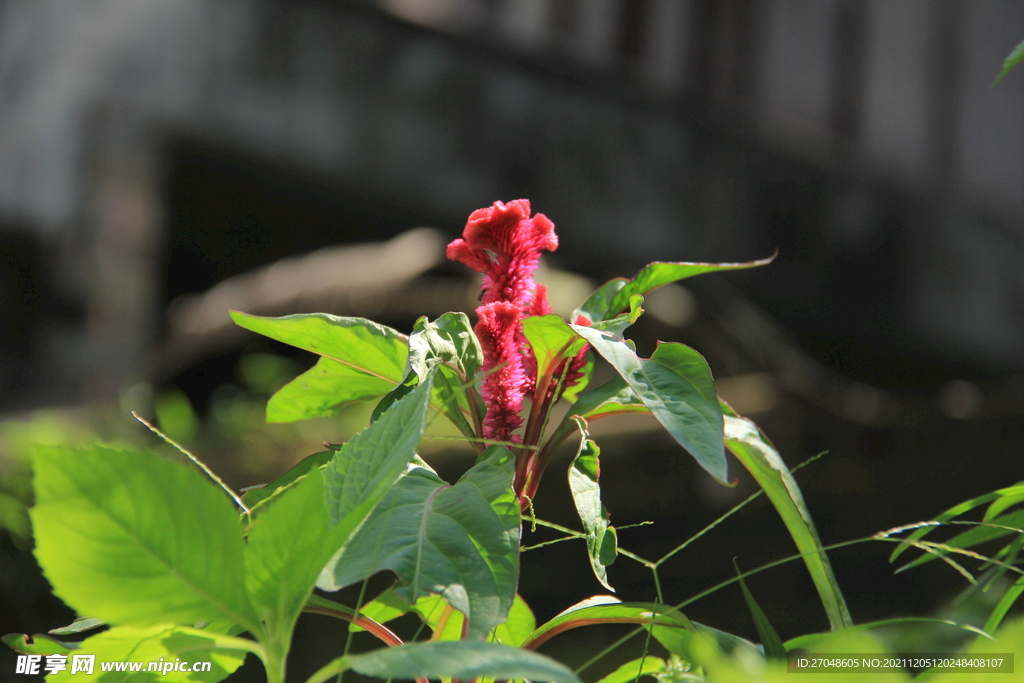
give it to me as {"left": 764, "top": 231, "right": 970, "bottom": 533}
{"left": 230, "top": 312, "right": 408, "bottom": 422}
{"left": 572, "top": 327, "right": 727, "bottom": 483}
{"left": 722, "top": 407, "right": 852, "bottom": 630}
{"left": 888, "top": 483, "right": 1024, "bottom": 563}
{"left": 244, "top": 377, "right": 434, "bottom": 647}
{"left": 30, "top": 445, "right": 260, "bottom": 634}
{"left": 48, "top": 617, "right": 106, "bottom": 636}
{"left": 522, "top": 597, "right": 694, "bottom": 652}
{"left": 896, "top": 510, "right": 1024, "bottom": 573}
{"left": 240, "top": 450, "right": 333, "bottom": 511}
{"left": 606, "top": 256, "right": 775, "bottom": 318}
{"left": 318, "top": 446, "right": 520, "bottom": 640}
{"left": 568, "top": 417, "right": 615, "bottom": 591}
{"left": 993, "top": 39, "right": 1024, "bottom": 85}
{"left": 347, "top": 641, "right": 581, "bottom": 683}
{"left": 734, "top": 559, "right": 786, "bottom": 659}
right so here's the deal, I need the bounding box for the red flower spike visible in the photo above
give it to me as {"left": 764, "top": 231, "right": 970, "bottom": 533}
{"left": 447, "top": 200, "right": 558, "bottom": 444}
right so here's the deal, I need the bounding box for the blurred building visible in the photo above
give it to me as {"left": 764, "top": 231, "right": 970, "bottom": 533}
{"left": 0, "top": 0, "right": 1022, "bottom": 411}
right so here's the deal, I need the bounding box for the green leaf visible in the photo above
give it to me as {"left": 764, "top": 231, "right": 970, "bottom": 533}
{"left": 994, "top": 39, "right": 1024, "bottom": 85}
{"left": 267, "top": 358, "right": 398, "bottom": 423}
{"left": 596, "top": 656, "right": 665, "bottom": 683}
{"left": 30, "top": 444, "right": 261, "bottom": 634}
{"left": 570, "top": 376, "right": 650, "bottom": 422}
{"left": 0, "top": 490, "right": 31, "bottom": 549}
{"left": 49, "top": 616, "right": 106, "bottom": 636}
{"left": 522, "top": 596, "right": 694, "bottom": 653}
{"left": 2, "top": 633, "right": 76, "bottom": 655}
{"left": 573, "top": 278, "right": 628, "bottom": 325}
{"left": 589, "top": 294, "right": 644, "bottom": 336}
{"left": 888, "top": 482, "right": 1024, "bottom": 564}
{"left": 230, "top": 312, "right": 408, "bottom": 422}
{"left": 568, "top": 417, "right": 615, "bottom": 591}
{"left": 318, "top": 446, "right": 520, "bottom": 640}
{"left": 345, "top": 641, "right": 582, "bottom": 683}
{"left": 240, "top": 450, "right": 334, "bottom": 511}
{"left": 245, "top": 377, "right": 435, "bottom": 653}
{"left": 523, "top": 315, "right": 587, "bottom": 384}
{"left": 733, "top": 559, "right": 786, "bottom": 660}
{"left": 398, "top": 312, "right": 484, "bottom": 437}
{"left": 491, "top": 595, "right": 536, "bottom": 647}
{"left": 48, "top": 625, "right": 254, "bottom": 682}
{"left": 560, "top": 350, "right": 594, "bottom": 403}
{"left": 784, "top": 617, "right": 991, "bottom": 652}
{"left": 896, "top": 510, "right": 1024, "bottom": 573}
{"left": 606, "top": 257, "right": 775, "bottom": 320}
{"left": 722, "top": 408, "right": 852, "bottom": 631}
{"left": 572, "top": 327, "right": 727, "bottom": 483}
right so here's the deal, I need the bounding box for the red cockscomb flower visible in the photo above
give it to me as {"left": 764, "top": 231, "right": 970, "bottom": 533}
{"left": 447, "top": 200, "right": 557, "bottom": 442}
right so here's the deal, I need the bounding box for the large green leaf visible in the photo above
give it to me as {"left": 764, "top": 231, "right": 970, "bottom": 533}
{"left": 48, "top": 625, "right": 254, "bottom": 682}
{"left": 572, "top": 326, "right": 727, "bottom": 483}
{"left": 606, "top": 256, "right": 775, "bottom": 319}
{"left": 318, "top": 446, "right": 520, "bottom": 640}
{"left": 31, "top": 445, "right": 261, "bottom": 634}
{"left": 230, "top": 312, "right": 408, "bottom": 423}
{"left": 568, "top": 418, "right": 616, "bottom": 592}
{"left": 266, "top": 358, "right": 397, "bottom": 422}
{"left": 569, "top": 376, "right": 650, "bottom": 423}
{"left": 244, "top": 376, "right": 435, "bottom": 657}
{"left": 308, "top": 641, "right": 582, "bottom": 683}
{"left": 722, "top": 407, "right": 852, "bottom": 631}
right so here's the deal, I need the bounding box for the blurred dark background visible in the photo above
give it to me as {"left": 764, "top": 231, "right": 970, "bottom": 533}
{"left": 1, "top": 0, "right": 1023, "bottom": 680}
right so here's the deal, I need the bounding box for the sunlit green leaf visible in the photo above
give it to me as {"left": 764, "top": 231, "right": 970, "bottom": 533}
{"left": 606, "top": 257, "right": 774, "bottom": 319}
{"left": 245, "top": 377, "right": 434, "bottom": 662}
{"left": 318, "top": 446, "right": 520, "bottom": 640}
{"left": 386, "top": 312, "right": 483, "bottom": 437}
{"left": 595, "top": 655, "right": 666, "bottom": 683}
{"left": 491, "top": 595, "right": 536, "bottom": 647}
{"left": 572, "top": 327, "right": 727, "bottom": 483}
{"left": 570, "top": 376, "right": 650, "bottom": 422}
{"left": 31, "top": 445, "right": 260, "bottom": 634}
{"left": 573, "top": 278, "right": 628, "bottom": 325}
{"left": 48, "top": 616, "right": 106, "bottom": 636}
{"left": 568, "top": 418, "right": 615, "bottom": 591}
{"left": 267, "top": 358, "right": 397, "bottom": 422}
{"left": 889, "top": 482, "right": 1024, "bottom": 564}
{"left": 230, "top": 312, "right": 408, "bottom": 423}
{"left": 523, "top": 315, "right": 587, "bottom": 383}
{"left": 48, "top": 625, "right": 253, "bottom": 682}
{"left": 722, "top": 406, "right": 852, "bottom": 631}
{"left": 2, "top": 633, "right": 76, "bottom": 655}
{"left": 522, "top": 596, "right": 694, "bottom": 653}
{"left": 240, "top": 450, "right": 334, "bottom": 511}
